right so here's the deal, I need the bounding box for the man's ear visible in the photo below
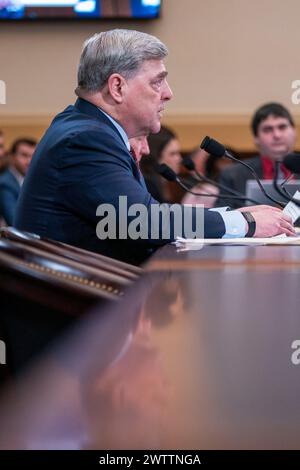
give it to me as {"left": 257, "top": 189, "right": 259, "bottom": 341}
{"left": 254, "top": 136, "right": 260, "bottom": 149}
{"left": 107, "top": 73, "right": 126, "bottom": 104}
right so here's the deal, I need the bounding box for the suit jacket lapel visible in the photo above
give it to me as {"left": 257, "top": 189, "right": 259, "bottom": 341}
{"left": 256, "top": 158, "right": 264, "bottom": 179}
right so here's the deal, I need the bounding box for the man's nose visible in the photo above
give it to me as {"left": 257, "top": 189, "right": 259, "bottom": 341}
{"left": 273, "top": 128, "right": 283, "bottom": 139}
{"left": 163, "top": 81, "right": 173, "bottom": 101}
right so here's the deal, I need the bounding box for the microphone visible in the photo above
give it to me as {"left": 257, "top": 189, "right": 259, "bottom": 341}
{"left": 200, "top": 136, "right": 285, "bottom": 208}
{"left": 272, "top": 157, "right": 300, "bottom": 207}
{"left": 283, "top": 153, "right": 300, "bottom": 174}
{"left": 157, "top": 163, "right": 258, "bottom": 203}
{"left": 182, "top": 155, "right": 260, "bottom": 205}
{"left": 157, "top": 163, "right": 177, "bottom": 182}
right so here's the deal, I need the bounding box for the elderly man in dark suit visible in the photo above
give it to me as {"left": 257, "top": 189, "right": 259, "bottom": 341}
{"left": 15, "top": 30, "right": 294, "bottom": 265}
{"left": 0, "top": 137, "right": 36, "bottom": 225}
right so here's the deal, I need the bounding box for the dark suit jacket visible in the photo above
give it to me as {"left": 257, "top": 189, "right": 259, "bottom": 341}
{"left": 15, "top": 98, "right": 225, "bottom": 265}
{"left": 0, "top": 169, "right": 21, "bottom": 225}
{"left": 216, "top": 156, "right": 263, "bottom": 209}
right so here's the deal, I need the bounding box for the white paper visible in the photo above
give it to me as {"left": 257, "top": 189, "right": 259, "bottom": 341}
{"left": 175, "top": 193, "right": 300, "bottom": 252}
{"left": 174, "top": 234, "right": 300, "bottom": 251}
{"left": 283, "top": 190, "right": 300, "bottom": 223}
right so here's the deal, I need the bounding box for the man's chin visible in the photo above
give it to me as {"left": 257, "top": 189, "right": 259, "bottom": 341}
{"left": 270, "top": 149, "right": 290, "bottom": 160}
{"left": 150, "top": 122, "right": 161, "bottom": 135}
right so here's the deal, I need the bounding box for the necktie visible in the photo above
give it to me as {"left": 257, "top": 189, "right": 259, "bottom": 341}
{"left": 261, "top": 155, "right": 293, "bottom": 180}
{"left": 129, "top": 146, "right": 147, "bottom": 190}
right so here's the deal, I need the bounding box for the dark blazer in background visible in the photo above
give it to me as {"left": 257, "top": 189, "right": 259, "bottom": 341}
{"left": 0, "top": 169, "right": 21, "bottom": 225}
{"left": 15, "top": 98, "right": 226, "bottom": 265}
{"left": 215, "top": 156, "right": 263, "bottom": 209}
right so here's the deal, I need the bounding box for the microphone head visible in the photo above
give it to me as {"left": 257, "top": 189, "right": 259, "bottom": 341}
{"left": 182, "top": 156, "right": 195, "bottom": 171}
{"left": 283, "top": 153, "right": 300, "bottom": 174}
{"left": 157, "top": 163, "right": 177, "bottom": 182}
{"left": 200, "top": 136, "right": 225, "bottom": 158}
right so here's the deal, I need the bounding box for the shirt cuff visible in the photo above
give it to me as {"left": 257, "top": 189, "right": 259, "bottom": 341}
{"left": 219, "top": 210, "right": 248, "bottom": 238}
{"left": 209, "top": 206, "right": 230, "bottom": 213}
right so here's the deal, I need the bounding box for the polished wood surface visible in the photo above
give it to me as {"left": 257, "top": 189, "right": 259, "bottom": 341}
{"left": 0, "top": 244, "right": 299, "bottom": 449}
{"left": 1, "top": 227, "right": 141, "bottom": 279}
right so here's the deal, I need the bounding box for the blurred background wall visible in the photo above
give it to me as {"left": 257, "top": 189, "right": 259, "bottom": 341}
{"left": 1, "top": 0, "right": 300, "bottom": 151}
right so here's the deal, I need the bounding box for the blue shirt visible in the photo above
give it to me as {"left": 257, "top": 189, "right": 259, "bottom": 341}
{"left": 99, "top": 108, "right": 130, "bottom": 151}
{"left": 210, "top": 207, "right": 247, "bottom": 238}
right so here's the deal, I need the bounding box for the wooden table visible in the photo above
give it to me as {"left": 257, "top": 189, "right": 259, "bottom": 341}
{"left": 0, "top": 244, "right": 300, "bottom": 449}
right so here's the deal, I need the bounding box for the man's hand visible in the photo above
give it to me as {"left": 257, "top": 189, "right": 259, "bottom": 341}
{"left": 239, "top": 206, "right": 295, "bottom": 237}
{"left": 238, "top": 204, "right": 282, "bottom": 213}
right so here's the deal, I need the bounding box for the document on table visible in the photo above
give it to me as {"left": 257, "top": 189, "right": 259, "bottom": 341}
{"left": 175, "top": 190, "right": 300, "bottom": 251}
{"left": 174, "top": 234, "right": 300, "bottom": 251}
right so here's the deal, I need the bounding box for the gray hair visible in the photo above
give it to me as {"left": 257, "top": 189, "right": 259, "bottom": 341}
{"left": 76, "top": 29, "right": 168, "bottom": 94}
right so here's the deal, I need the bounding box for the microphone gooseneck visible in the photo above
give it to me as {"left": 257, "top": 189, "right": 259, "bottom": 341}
{"left": 200, "top": 136, "right": 285, "bottom": 208}
{"left": 182, "top": 155, "right": 260, "bottom": 205}
{"left": 273, "top": 160, "right": 300, "bottom": 207}
{"left": 157, "top": 163, "right": 258, "bottom": 202}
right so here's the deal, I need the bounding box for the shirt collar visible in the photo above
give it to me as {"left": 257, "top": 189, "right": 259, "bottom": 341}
{"left": 97, "top": 108, "right": 130, "bottom": 151}
{"left": 261, "top": 155, "right": 292, "bottom": 180}
{"left": 9, "top": 166, "right": 24, "bottom": 186}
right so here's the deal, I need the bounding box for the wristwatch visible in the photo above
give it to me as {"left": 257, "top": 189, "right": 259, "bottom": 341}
{"left": 241, "top": 211, "right": 256, "bottom": 237}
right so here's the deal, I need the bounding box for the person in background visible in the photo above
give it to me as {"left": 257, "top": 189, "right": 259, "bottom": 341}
{"left": 216, "top": 102, "right": 297, "bottom": 208}
{"left": 140, "top": 126, "right": 182, "bottom": 203}
{"left": 129, "top": 136, "right": 150, "bottom": 164}
{"left": 182, "top": 147, "right": 220, "bottom": 208}
{"left": 141, "top": 130, "right": 219, "bottom": 208}
{"left": 0, "top": 130, "right": 8, "bottom": 173}
{"left": 0, "top": 130, "right": 8, "bottom": 227}
{"left": 0, "top": 137, "right": 36, "bottom": 225}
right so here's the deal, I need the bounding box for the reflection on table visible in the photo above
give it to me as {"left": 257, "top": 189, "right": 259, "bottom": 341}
{"left": 0, "top": 245, "right": 300, "bottom": 449}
